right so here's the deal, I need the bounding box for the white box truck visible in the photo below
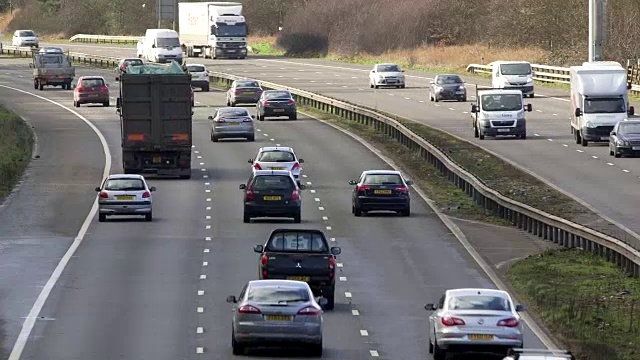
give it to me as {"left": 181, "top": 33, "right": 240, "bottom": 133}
{"left": 570, "top": 61, "right": 635, "bottom": 146}
{"left": 178, "top": 2, "right": 248, "bottom": 59}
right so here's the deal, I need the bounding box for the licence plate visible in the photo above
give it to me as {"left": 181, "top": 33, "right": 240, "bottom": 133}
{"left": 228, "top": 50, "right": 237, "bottom": 53}
{"left": 244, "top": 91, "right": 254, "bottom": 95}
{"left": 263, "top": 195, "right": 281, "bottom": 201}
{"left": 152, "top": 156, "right": 161, "bottom": 163}
{"left": 265, "top": 315, "right": 292, "bottom": 321}
{"left": 228, "top": 122, "right": 240, "bottom": 126}
{"left": 497, "top": 128, "right": 510, "bottom": 132}
{"left": 601, "top": 136, "right": 610, "bottom": 141}
{"left": 271, "top": 167, "right": 286, "bottom": 170}
{"left": 633, "top": 146, "right": 640, "bottom": 150}
{"left": 273, "top": 109, "right": 285, "bottom": 112}
{"left": 116, "top": 195, "right": 135, "bottom": 200}
{"left": 287, "top": 276, "right": 310, "bottom": 281}
{"left": 374, "top": 189, "right": 392, "bottom": 195}
{"left": 469, "top": 334, "right": 494, "bottom": 341}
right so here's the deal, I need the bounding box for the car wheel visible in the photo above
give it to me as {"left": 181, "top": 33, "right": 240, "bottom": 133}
{"left": 231, "top": 330, "right": 244, "bottom": 355}
{"left": 98, "top": 214, "right": 106, "bottom": 222}
{"left": 310, "top": 341, "right": 323, "bottom": 357}
{"left": 34, "top": 80, "right": 38, "bottom": 89}
{"left": 243, "top": 213, "right": 250, "bottom": 223}
{"left": 210, "top": 130, "right": 214, "bottom": 141}
{"left": 370, "top": 83, "right": 374, "bottom": 88}
{"left": 401, "top": 206, "right": 410, "bottom": 216}
{"left": 212, "top": 134, "right": 219, "bottom": 142}
{"left": 247, "top": 135, "right": 255, "bottom": 142}
{"left": 226, "top": 99, "right": 230, "bottom": 106}
{"left": 203, "top": 86, "right": 209, "bottom": 92}
{"left": 289, "top": 113, "right": 297, "bottom": 120}
{"left": 145, "top": 212, "right": 153, "bottom": 222}
{"left": 400, "top": 84, "right": 405, "bottom": 88}
{"left": 39, "top": 82, "right": 44, "bottom": 91}
{"left": 374, "top": 84, "right": 379, "bottom": 89}
{"left": 323, "top": 288, "right": 335, "bottom": 310}
{"left": 230, "top": 101, "right": 235, "bottom": 107}
{"left": 530, "top": 93, "right": 535, "bottom": 98}
{"left": 460, "top": 96, "right": 467, "bottom": 102}
{"left": 354, "top": 205, "right": 362, "bottom": 217}
{"left": 433, "top": 339, "right": 446, "bottom": 360}
{"left": 103, "top": 101, "right": 109, "bottom": 107}
{"left": 293, "top": 212, "right": 301, "bottom": 223}
{"left": 615, "top": 150, "right": 622, "bottom": 158}
{"left": 434, "top": 95, "right": 439, "bottom": 102}
{"left": 609, "top": 147, "right": 615, "bottom": 156}
{"left": 520, "top": 132, "right": 527, "bottom": 139}
{"left": 479, "top": 131, "right": 485, "bottom": 140}
{"left": 428, "top": 337, "right": 434, "bottom": 353}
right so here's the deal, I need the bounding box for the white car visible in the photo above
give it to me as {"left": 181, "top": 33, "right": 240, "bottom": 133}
{"left": 186, "top": 63, "right": 210, "bottom": 91}
{"left": 369, "top": 63, "right": 405, "bottom": 89}
{"left": 12, "top": 30, "right": 39, "bottom": 47}
{"left": 248, "top": 146, "right": 304, "bottom": 184}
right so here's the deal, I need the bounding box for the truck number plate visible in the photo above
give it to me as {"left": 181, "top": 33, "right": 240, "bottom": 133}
{"left": 497, "top": 128, "right": 510, "bottom": 132}
{"left": 633, "top": 146, "right": 640, "bottom": 150}
{"left": 152, "top": 156, "right": 161, "bottom": 163}
{"left": 600, "top": 136, "right": 610, "bottom": 141}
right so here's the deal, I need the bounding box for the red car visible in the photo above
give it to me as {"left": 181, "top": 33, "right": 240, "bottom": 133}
{"left": 73, "top": 76, "right": 109, "bottom": 107}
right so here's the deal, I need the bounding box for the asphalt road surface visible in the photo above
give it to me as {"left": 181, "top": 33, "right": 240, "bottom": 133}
{"left": 45, "top": 42, "right": 640, "bottom": 244}
{"left": 0, "top": 58, "right": 546, "bottom": 359}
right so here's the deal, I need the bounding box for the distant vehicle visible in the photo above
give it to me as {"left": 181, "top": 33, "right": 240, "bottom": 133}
{"left": 425, "top": 288, "right": 525, "bottom": 359}
{"left": 12, "top": 30, "right": 39, "bottom": 47}
{"left": 429, "top": 74, "right": 466, "bottom": 102}
{"left": 253, "top": 228, "right": 341, "bottom": 310}
{"left": 491, "top": 61, "right": 534, "bottom": 98}
{"left": 239, "top": 170, "right": 305, "bottom": 223}
{"left": 570, "top": 61, "right": 634, "bottom": 146}
{"left": 30, "top": 51, "right": 75, "bottom": 90}
{"left": 502, "top": 348, "right": 575, "bottom": 360}
{"left": 369, "top": 63, "right": 405, "bottom": 89}
{"left": 609, "top": 120, "right": 640, "bottom": 157}
{"left": 256, "top": 90, "right": 297, "bottom": 120}
{"left": 115, "top": 58, "right": 144, "bottom": 81}
{"left": 137, "top": 29, "right": 183, "bottom": 64}
{"left": 208, "top": 107, "right": 255, "bottom": 142}
{"left": 73, "top": 76, "right": 110, "bottom": 107}
{"left": 227, "top": 79, "right": 263, "bottom": 106}
{"left": 349, "top": 170, "right": 412, "bottom": 216}
{"left": 226, "top": 280, "right": 325, "bottom": 356}
{"left": 249, "top": 146, "right": 304, "bottom": 184}
{"left": 38, "top": 46, "right": 63, "bottom": 54}
{"left": 95, "top": 174, "right": 156, "bottom": 222}
{"left": 471, "top": 87, "right": 532, "bottom": 140}
{"left": 186, "top": 63, "right": 210, "bottom": 91}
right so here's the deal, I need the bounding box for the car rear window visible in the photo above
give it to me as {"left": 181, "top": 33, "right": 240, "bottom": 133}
{"left": 40, "top": 55, "right": 63, "bottom": 64}
{"left": 264, "top": 91, "right": 291, "bottom": 100}
{"left": 104, "top": 179, "right": 145, "bottom": 191}
{"left": 187, "top": 65, "right": 205, "bottom": 72}
{"left": 252, "top": 175, "right": 294, "bottom": 191}
{"left": 268, "top": 231, "right": 327, "bottom": 252}
{"left": 448, "top": 295, "right": 511, "bottom": 311}
{"left": 257, "top": 151, "right": 295, "bottom": 162}
{"left": 247, "top": 286, "right": 310, "bottom": 302}
{"left": 237, "top": 81, "right": 259, "bottom": 88}
{"left": 124, "top": 59, "right": 143, "bottom": 66}
{"left": 19, "top": 31, "right": 35, "bottom": 37}
{"left": 81, "top": 78, "right": 105, "bottom": 87}
{"left": 363, "top": 174, "right": 403, "bottom": 185}
{"left": 219, "top": 108, "right": 249, "bottom": 117}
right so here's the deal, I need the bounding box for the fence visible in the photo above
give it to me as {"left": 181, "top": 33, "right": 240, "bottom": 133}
{"left": 1, "top": 45, "right": 119, "bottom": 69}
{"left": 2, "top": 45, "right": 640, "bottom": 279}
{"left": 69, "top": 34, "right": 140, "bottom": 45}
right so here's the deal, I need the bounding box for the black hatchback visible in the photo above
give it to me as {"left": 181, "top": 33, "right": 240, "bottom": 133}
{"left": 256, "top": 90, "right": 297, "bottom": 121}
{"left": 240, "top": 170, "right": 306, "bottom": 223}
{"left": 349, "top": 170, "right": 413, "bottom": 216}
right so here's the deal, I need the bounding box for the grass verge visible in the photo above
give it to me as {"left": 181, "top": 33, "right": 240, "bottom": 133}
{"left": 507, "top": 248, "right": 640, "bottom": 360}
{"left": 0, "top": 106, "right": 34, "bottom": 202}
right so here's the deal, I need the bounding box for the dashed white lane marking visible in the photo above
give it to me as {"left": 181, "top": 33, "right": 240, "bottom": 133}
{"left": 326, "top": 226, "right": 332, "bottom": 230}
{"left": 199, "top": 162, "right": 205, "bottom": 165}
{"left": 201, "top": 168, "right": 206, "bottom": 171}
{"left": 351, "top": 76, "right": 357, "bottom": 79}
{"left": 607, "top": 163, "right": 615, "bottom": 166}
{"left": 203, "top": 261, "right": 208, "bottom": 266}
{"left": 576, "top": 150, "right": 584, "bottom": 153}
{"left": 204, "top": 182, "right": 210, "bottom": 186}
{"left": 310, "top": 80, "right": 316, "bottom": 83}
{"left": 339, "top": 276, "right": 347, "bottom": 281}
{"left": 203, "top": 175, "right": 208, "bottom": 179}
{"left": 196, "top": 347, "right": 204, "bottom": 354}
{"left": 276, "top": 143, "right": 281, "bottom": 146}
{"left": 330, "top": 237, "right": 336, "bottom": 242}
{"left": 547, "top": 139, "right": 553, "bottom": 141}
{"left": 277, "top": 75, "right": 283, "bottom": 78}
{"left": 257, "top": 129, "right": 262, "bottom": 132}
{"left": 203, "top": 248, "right": 210, "bottom": 253}
{"left": 326, "top": 83, "right": 332, "bottom": 85}
{"left": 318, "top": 207, "right": 325, "bottom": 211}
{"left": 360, "top": 330, "right": 369, "bottom": 336}
{"left": 535, "top": 109, "right": 542, "bottom": 112}
{"left": 345, "top": 292, "right": 352, "bottom": 298}
{"left": 306, "top": 181, "right": 312, "bottom": 185}
{"left": 197, "top": 307, "right": 204, "bottom": 313}
{"left": 358, "top": 88, "right": 364, "bottom": 91}
{"left": 448, "top": 107, "right": 455, "bottom": 111}
{"left": 322, "top": 216, "right": 329, "bottom": 221}
{"left": 534, "top": 133, "right": 540, "bottom": 137}
{"left": 270, "top": 138, "right": 274, "bottom": 141}
{"left": 419, "top": 100, "right": 424, "bottom": 103}
{"left": 302, "top": 174, "right": 308, "bottom": 178}
{"left": 293, "top": 78, "right": 299, "bottom": 80}
{"left": 205, "top": 225, "right": 211, "bottom": 230}
{"left": 206, "top": 215, "right": 211, "bottom": 220}
{"left": 463, "top": 111, "right": 469, "bottom": 114}
{"left": 342, "top": 85, "right": 348, "bottom": 88}
{"left": 314, "top": 197, "right": 321, "bottom": 202}
{"left": 404, "top": 97, "right": 410, "bottom": 100}
{"left": 336, "top": 262, "right": 343, "bottom": 267}
{"left": 434, "top": 104, "right": 440, "bottom": 106}
{"left": 206, "top": 207, "right": 211, "bottom": 211}
{"left": 263, "top": 133, "right": 268, "bottom": 136}
{"left": 197, "top": 327, "right": 204, "bottom": 334}
{"left": 562, "top": 144, "right": 568, "bottom": 147}
{"left": 387, "top": 93, "right": 394, "bottom": 96}
{"left": 591, "top": 155, "right": 598, "bottom": 159}
{"left": 200, "top": 274, "right": 207, "bottom": 280}
{"left": 370, "top": 350, "right": 380, "bottom": 357}
{"left": 205, "top": 189, "right": 211, "bottom": 193}
{"left": 205, "top": 237, "right": 211, "bottom": 241}
{"left": 623, "top": 169, "right": 630, "bottom": 173}
{"left": 310, "top": 189, "right": 316, "bottom": 193}
{"left": 198, "top": 290, "right": 204, "bottom": 296}
{"left": 553, "top": 113, "right": 558, "bottom": 116}
{"left": 197, "top": 155, "right": 202, "bottom": 159}
{"left": 316, "top": 72, "right": 322, "bottom": 74}
{"left": 352, "top": 309, "right": 359, "bottom": 315}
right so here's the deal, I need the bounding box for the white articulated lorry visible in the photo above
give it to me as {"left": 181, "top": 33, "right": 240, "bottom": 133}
{"left": 178, "top": 2, "right": 248, "bottom": 59}
{"left": 570, "top": 61, "right": 635, "bottom": 146}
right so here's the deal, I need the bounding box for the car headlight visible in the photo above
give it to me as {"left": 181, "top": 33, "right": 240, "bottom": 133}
{"left": 585, "top": 121, "right": 596, "bottom": 128}
{"left": 434, "top": 86, "right": 442, "bottom": 91}
{"left": 458, "top": 85, "right": 465, "bottom": 91}
{"left": 377, "top": 74, "right": 384, "bottom": 79}
{"left": 617, "top": 139, "right": 629, "bottom": 146}
{"left": 527, "top": 78, "right": 533, "bottom": 83}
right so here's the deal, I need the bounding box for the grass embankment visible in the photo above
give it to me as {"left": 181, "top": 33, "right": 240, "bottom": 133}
{"left": 0, "top": 106, "right": 34, "bottom": 202}
{"left": 508, "top": 249, "right": 640, "bottom": 360}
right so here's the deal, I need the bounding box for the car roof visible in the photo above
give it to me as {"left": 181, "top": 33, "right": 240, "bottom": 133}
{"left": 436, "top": 74, "right": 461, "bottom": 78}
{"left": 376, "top": 63, "right": 398, "bottom": 66}
{"left": 259, "top": 146, "right": 294, "bottom": 152}
{"left": 218, "top": 107, "right": 249, "bottom": 112}
{"left": 253, "top": 170, "right": 293, "bottom": 176}
{"left": 270, "top": 228, "right": 326, "bottom": 235}
{"left": 248, "top": 279, "right": 310, "bottom": 288}
{"left": 121, "top": 57, "right": 142, "bottom": 61}
{"left": 492, "top": 60, "right": 531, "bottom": 65}
{"left": 107, "top": 174, "right": 145, "bottom": 180}
{"left": 187, "top": 63, "right": 206, "bottom": 67}
{"left": 620, "top": 120, "right": 640, "bottom": 124}
{"left": 264, "top": 89, "right": 290, "bottom": 93}
{"left": 361, "top": 170, "right": 402, "bottom": 176}
{"left": 478, "top": 89, "right": 523, "bottom": 95}
{"left": 79, "top": 76, "right": 106, "bottom": 80}
{"left": 446, "top": 288, "right": 510, "bottom": 298}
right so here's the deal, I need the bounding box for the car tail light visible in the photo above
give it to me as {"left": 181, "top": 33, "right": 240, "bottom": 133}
{"left": 328, "top": 256, "right": 335, "bottom": 280}
{"left": 297, "top": 306, "right": 320, "bottom": 316}
{"left": 396, "top": 185, "right": 408, "bottom": 194}
{"left": 261, "top": 100, "right": 270, "bottom": 106}
{"left": 261, "top": 253, "right": 268, "bottom": 278}
{"left": 99, "top": 191, "right": 108, "bottom": 199}
{"left": 100, "top": 85, "right": 108, "bottom": 92}
{"left": 291, "top": 162, "right": 300, "bottom": 171}
{"left": 238, "top": 305, "right": 261, "bottom": 314}
{"left": 120, "top": 65, "right": 127, "bottom": 70}
{"left": 246, "top": 186, "right": 255, "bottom": 201}
{"left": 76, "top": 86, "right": 85, "bottom": 92}
{"left": 142, "top": 191, "right": 151, "bottom": 198}
{"left": 356, "top": 184, "right": 370, "bottom": 193}
{"left": 287, "top": 100, "right": 296, "bottom": 106}
{"left": 242, "top": 117, "right": 252, "bottom": 122}
{"left": 497, "top": 318, "right": 520, "bottom": 327}
{"left": 291, "top": 189, "right": 299, "bottom": 201}
{"left": 253, "top": 163, "right": 262, "bottom": 170}
{"left": 441, "top": 316, "right": 465, "bottom": 326}
{"left": 235, "top": 89, "right": 242, "bottom": 94}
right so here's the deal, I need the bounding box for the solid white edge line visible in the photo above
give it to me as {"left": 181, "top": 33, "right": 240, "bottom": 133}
{"left": 1, "top": 85, "right": 111, "bottom": 360}
{"left": 299, "top": 110, "right": 559, "bottom": 350}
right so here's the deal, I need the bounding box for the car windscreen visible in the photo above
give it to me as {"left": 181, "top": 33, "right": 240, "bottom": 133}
{"left": 39, "top": 55, "right": 63, "bottom": 64}
{"left": 19, "top": 31, "right": 35, "bottom": 37}
{"left": 584, "top": 98, "right": 625, "bottom": 114}
{"left": 618, "top": 123, "right": 640, "bottom": 134}
{"left": 268, "top": 231, "right": 328, "bottom": 252}
{"left": 264, "top": 91, "right": 291, "bottom": 100}
{"left": 187, "top": 65, "right": 206, "bottom": 73}
{"left": 104, "top": 179, "right": 145, "bottom": 191}
{"left": 378, "top": 64, "right": 400, "bottom": 72}
{"left": 156, "top": 37, "right": 180, "bottom": 47}
{"left": 257, "top": 151, "right": 295, "bottom": 162}
{"left": 481, "top": 94, "right": 522, "bottom": 112}
{"left": 448, "top": 295, "right": 511, "bottom": 311}
{"left": 252, "top": 175, "right": 294, "bottom": 191}
{"left": 437, "top": 76, "right": 462, "bottom": 85}
{"left": 123, "top": 59, "right": 143, "bottom": 66}
{"left": 237, "top": 81, "right": 260, "bottom": 88}
{"left": 247, "top": 286, "right": 310, "bottom": 303}
{"left": 363, "top": 173, "right": 403, "bottom": 185}
{"left": 81, "top": 78, "right": 105, "bottom": 87}
{"left": 499, "top": 63, "right": 532, "bottom": 75}
{"left": 218, "top": 108, "right": 249, "bottom": 118}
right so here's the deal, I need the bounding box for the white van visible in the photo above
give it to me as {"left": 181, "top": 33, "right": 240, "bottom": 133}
{"left": 491, "top": 61, "right": 535, "bottom": 98}
{"left": 137, "top": 29, "right": 183, "bottom": 64}
{"left": 470, "top": 88, "right": 532, "bottom": 140}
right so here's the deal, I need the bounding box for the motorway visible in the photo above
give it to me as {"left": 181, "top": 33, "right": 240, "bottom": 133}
{"left": 47, "top": 42, "right": 640, "bottom": 244}
{"left": 0, "top": 57, "right": 547, "bottom": 359}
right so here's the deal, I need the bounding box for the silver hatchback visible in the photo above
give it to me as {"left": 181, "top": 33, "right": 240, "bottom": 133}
{"left": 227, "top": 279, "right": 326, "bottom": 356}
{"left": 95, "top": 174, "right": 155, "bottom": 222}
{"left": 425, "top": 288, "right": 525, "bottom": 359}
{"left": 209, "top": 107, "right": 255, "bottom": 142}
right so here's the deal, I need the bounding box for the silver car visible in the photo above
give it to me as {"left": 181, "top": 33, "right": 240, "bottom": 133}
{"left": 227, "top": 79, "right": 264, "bottom": 106}
{"left": 95, "top": 174, "right": 155, "bottom": 222}
{"left": 227, "top": 280, "right": 326, "bottom": 356}
{"left": 429, "top": 74, "right": 467, "bottom": 102}
{"left": 503, "top": 348, "right": 575, "bottom": 360}
{"left": 249, "top": 146, "right": 304, "bottom": 184}
{"left": 425, "top": 288, "right": 525, "bottom": 359}
{"left": 208, "top": 107, "right": 255, "bottom": 142}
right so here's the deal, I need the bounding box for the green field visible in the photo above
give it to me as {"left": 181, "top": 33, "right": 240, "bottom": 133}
{"left": 0, "top": 106, "right": 34, "bottom": 202}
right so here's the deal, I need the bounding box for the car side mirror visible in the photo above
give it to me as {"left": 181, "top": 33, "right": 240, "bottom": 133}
{"left": 149, "top": 186, "right": 156, "bottom": 192}
{"left": 152, "top": 44, "right": 156, "bottom": 48}
{"left": 29, "top": 63, "right": 33, "bottom": 68}
{"left": 405, "top": 180, "right": 413, "bottom": 186}
{"left": 424, "top": 303, "right": 436, "bottom": 311}
{"left": 95, "top": 187, "right": 101, "bottom": 192}
{"left": 248, "top": 159, "right": 253, "bottom": 164}
{"left": 208, "top": 116, "right": 213, "bottom": 120}
{"left": 610, "top": 131, "right": 616, "bottom": 136}
{"left": 401, "top": 70, "right": 405, "bottom": 73}
{"left": 298, "top": 184, "right": 306, "bottom": 190}
{"left": 526, "top": 104, "right": 532, "bottom": 112}
{"left": 515, "top": 304, "right": 526, "bottom": 312}
{"left": 348, "top": 180, "right": 357, "bottom": 185}
{"left": 239, "top": 184, "right": 246, "bottom": 190}
{"left": 429, "top": 81, "right": 434, "bottom": 84}
{"left": 629, "top": 106, "right": 635, "bottom": 116}
{"left": 330, "top": 247, "right": 341, "bottom": 255}
{"left": 253, "top": 244, "right": 264, "bottom": 253}
{"left": 250, "top": 115, "right": 255, "bottom": 119}
{"left": 226, "top": 295, "right": 237, "bottom": 303}
{"left": 318, "top": 297, "right": 328, "bottom": 307}
{"left": 105, "top": 83, "right": 109, "bottom": 87}
{"left": 298, "top": 159, "right": 304, "bottom": 163}
{"left": 471, "top": 104, "right": 478, "bottom": 113}
{"left": 575, "top": 108, "right": 582, "bottom": 117}
{"left": 371, "top": 70, "right": 376, "bottom": 73}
